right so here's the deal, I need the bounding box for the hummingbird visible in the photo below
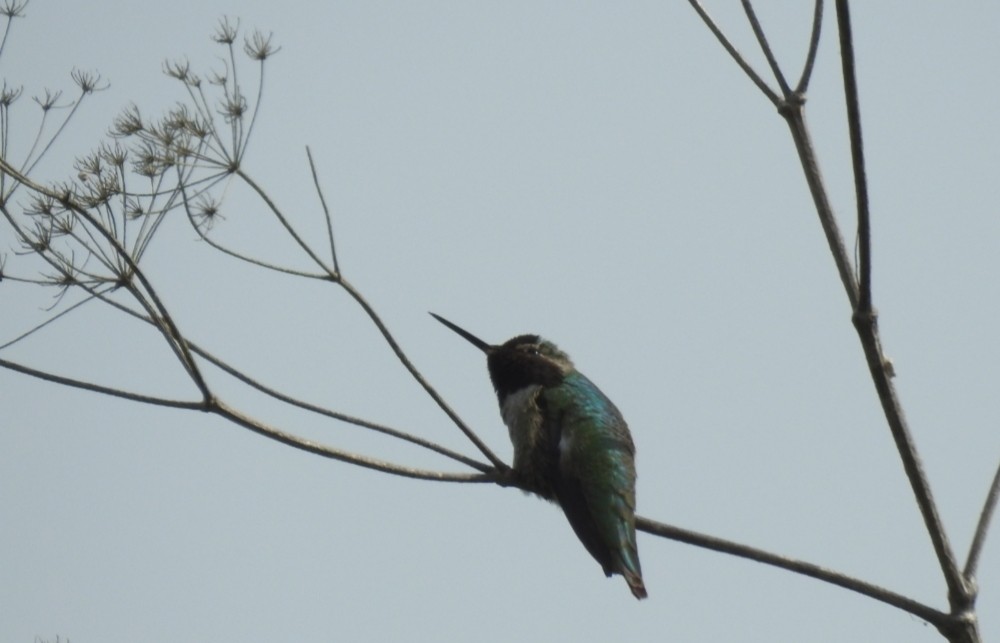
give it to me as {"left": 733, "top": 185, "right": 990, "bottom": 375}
{"left": 431, "top": 313, "right": 647, "bottom": 599}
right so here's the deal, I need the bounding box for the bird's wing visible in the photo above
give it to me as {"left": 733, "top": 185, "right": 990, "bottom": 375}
{"left": 545, "top": 374, "right": 642, "bottom": 586}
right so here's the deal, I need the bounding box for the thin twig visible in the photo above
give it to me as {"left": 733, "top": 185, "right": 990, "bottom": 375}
{"left": 124, "top": 278, "right": 212, "bottom": 391}
{"left": 0, "top": 288, "right": 103, "bottom": 350}
{"left": 6, "top": 170, "right": 494, "bottom": 475}
{"left": 306, "top": 146, "right": 340, "bottom": 275}
{"left": 23, "top": 85, "right": 96, "bottom": 178}
{"left": 18, "top": 97, "right": 55, "bottom": 182}
{"left": 691, "top": 6, "right": 981, "bottom": 638}
{"left": 187, "top": 81, "right": 232, "bottom": 168}
{"left": 835, "top": 0, "right": 968, "bottom": 614}
{"left": 0, "top": 271, "right": 495, "bottom": 482}
{"left": 178, "top": 182, "right": 328, "bottom": 279}
{"left": 964, "top": 460, "right": 1000, "bottom": 581}
{"left": 687, "top": 0, "right": 781, "bottom": 107}
{"left": 741, "top": 0, "right": 791, "bottom": 97}
{"left": 0, "top": 3, "right": 25, "bottom": 61}
{"left": 211, "top": 399, "right": 497, "bottom": 483}
{"left": 0, "top": 355, "right": 493, "bottom": 484}
{"left": 237, "top": 168, "right": 334, "bottom": 275}
{"left": 128, "top": 142, "right": 228, "bottom": 249}
{"left": 189, "top": 338, "right": 494, "bottom": 472}
{"left": 236, "top": 55, "right": 267, "bottom": 166}
{"left": 338, "top": 277, "right": 508, "bottom": 470}
{"left": 74, "top": 284, "right": 494, "bottom": 473}
{"left": 782, "top": 108, "right": 859, "bottom": 308}
{"left": 0, "top": 356, "right": 205, "bottom": 409}
{"left": 0, "top": 159, "right": 213, "bottom": 400}
{"left": 636, "top": 515, "right": 953, "bottom": 629}
{"left": 835, "top": 0, "right": 870, "bottom": 314}
{"left": 223, "top": 36, "right": 242, "bottom": 159}
{"left": 795, "top": 0, "right": 825, "bottom": 94}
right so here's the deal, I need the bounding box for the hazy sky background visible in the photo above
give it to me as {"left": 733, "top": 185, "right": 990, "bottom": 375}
{"left": 2, "top": 2, "right": 998, "bottom": 642}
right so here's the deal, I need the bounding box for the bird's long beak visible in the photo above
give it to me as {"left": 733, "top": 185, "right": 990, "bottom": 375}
{"left": 430, "top": 312, "right": 492, "bottom": 353}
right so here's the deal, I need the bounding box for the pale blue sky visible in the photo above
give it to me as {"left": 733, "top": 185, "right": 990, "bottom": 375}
{"left": 2, "top": 3, "right": 998, "bottom": 642}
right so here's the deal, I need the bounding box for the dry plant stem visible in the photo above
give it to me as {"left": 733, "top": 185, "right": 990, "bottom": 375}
{"left": 636, "top": 516, "right": 952, "bottom": 628}
{"left": 795, "top": 0, "right": 824, "bottom": 94}
{"left": 236, "top": 168, "right": 334, "bottom": 274}
{"left": 0, "top": 7, "right": 21, "bottom": 60}
{"left": 210, "top": 399, "right": 495, "bottom": 483}
{"left": 295, "top": 151, "right": 501, "bottom": 468}
{"left": 853, "top": 327, "right": 976, "bottom": 639}
{"left": 178, "top": 183, "right": 327, "bottom": 279}
{"left": 689, "top": 5, "right": 984, "bottom": 638}
{"left": 237, "top": 58, "right": 267, "bottom": 166}
{"left": 0, "top": 158, "right": 211, "bottom": 400}
{"left": 338, "top": 277, "right": 508, "bottom": 471}
{"left": 0, "top": 354, "right": 492, "bottom": 484}
{"left": 965, "top": 461, "right": 1000, "bottom": 581}
{"left": 782, "top": 107, "right": 858, "bottom": 308}
{"left": 834, "top": 0, "right": 969, "bottom": 615}
{"left": 784, "top": 92, "right": 976, "bottom": 642}
{"left": 66, "top": 287, "right": 494, "bottom": 473}
{"left": 306, "top": 146, "right": 340, "bottom": 275}
{"left": 220, "top": 168, "right": 504, "bottom": 469}
{"left": 835, "top": 0, "right": 870, "bottom": 313}
{"left": 687, "top": 0, "right": 780, "bottom": 107}
{"left": 78, "top": 214, "right": 207, "bottom": 394}
{"left": 22, "top": 88, "right": 95, "bottom": 180}
{"left": 741, "top": 0, "right": 790, "bottom": 96}
{"left": 0, "top": 289, "right": 101, "bottom": 350}
{"left": 186, "top": 338, "right": 493, "bottom": 472}
{"left": 0, "top": 276, "right": 495, "bottom": 478}
{"left": 293, "top": 153, "right": 501, "bottom": 466}
{"left": 0, "top": 356, "right": 205, "bottom": 410}
{"left": 189, "top": 158, "right": 500, "bottom": 468}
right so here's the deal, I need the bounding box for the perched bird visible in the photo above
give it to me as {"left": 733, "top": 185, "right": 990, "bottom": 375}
{"left": 431, "top": 313, "right": 647, "bottom": 599}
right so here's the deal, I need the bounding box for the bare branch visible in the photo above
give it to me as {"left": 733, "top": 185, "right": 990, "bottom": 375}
{"left": 22, "top": 77, "right": 106, "bottom": 180}
{"left": 188, "top": 338, "right": 495, "bottom": 473}
{"left": 0, "top": 355, "right": 495, "bottom": 484}
{"left": 636, "top": 515, "right": 954, "bottom": 629}
{"left": 964, "top": 460, "right": 1000, "bottom": 582}
{"left": 56, "top": 284, "right": 495, "bottom": 474}
{"left": 0, "top": 288, "right": 104, "bottom": 350}
{"left": 178, "top": 181, "right": 329, "bottom": 279}
{"left": 0, "top": 356, "right": 205, "bottom": 410}
{"left": 306, "top": 146, "right": 340, "bottom": 276}
{"left": 741, "top": 0, "right": 791, "bottom": 97}
{"left": 211, "top": 399, "right": 497, "bottom": 483}
{"left": 688, "top": 5, "right": 982, "bottom": 637}
{"left": 338, "top": 277, "right": 508, "bottom": 470}
{"left": 687, "top": 0, "right": 781, "bottom": 107}
{"left": 782, "top": 108, "right": 859, "bottom": 309}
{"left": 835, "top": 0, "right": 870, "bottom": 314}
{"left": 237, "top": 32, "right": 276, "bottom": 165}
{"left": 835, "top": 0, "right": 968, "bottom": 614}
{"left": 0, "top": 1, "right": 29, "bottom": 61}
{"left": 236, "top": 168, "right": 335, "bottom": 275}
{"left": 795, "top": 0, "right": 824, "bottom": 94}
{"left": 0, "top": 158, "right": 212, "bottom": 400}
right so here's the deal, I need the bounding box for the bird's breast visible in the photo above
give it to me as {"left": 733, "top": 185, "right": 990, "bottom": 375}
{"left": 500, "top": 385, "right": 543, "bottom": 455}
{"left": 500, "top": 384, "right": 559, "bottom": 495}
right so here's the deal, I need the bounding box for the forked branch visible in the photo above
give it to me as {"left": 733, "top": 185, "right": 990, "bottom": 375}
{"left": 835, "top": 0, "right": 970, "bottom": 616}
{"left": 687, "top": 1, "right": 988, "bottom": 640}
{"left": 637, "top": 516, "right": 952, "bottom": 628}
